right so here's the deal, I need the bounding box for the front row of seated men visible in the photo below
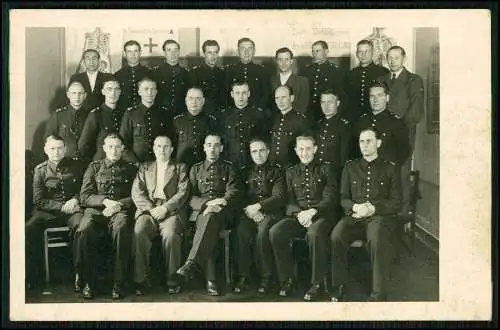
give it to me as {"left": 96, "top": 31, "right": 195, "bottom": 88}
{"left": 26, "top": 126, "right": 402, "bottom": 302}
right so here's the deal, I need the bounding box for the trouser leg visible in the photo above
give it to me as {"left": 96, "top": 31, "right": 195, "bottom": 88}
{"left": 158, "top": 216, "right": 184, "bottom": 286}
{"left": 269, "top": 217, "right": 304, "bottom": 282}
{"left": 132, "top": 214, "right": 158, "bottom": 284}
{"left": 305, "top": 217, "right": 335, "bottom": 284}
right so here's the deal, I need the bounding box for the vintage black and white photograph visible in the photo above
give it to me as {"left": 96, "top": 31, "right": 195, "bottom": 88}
{"left": 9, "top": 9, "right": 491, "bottom": 321}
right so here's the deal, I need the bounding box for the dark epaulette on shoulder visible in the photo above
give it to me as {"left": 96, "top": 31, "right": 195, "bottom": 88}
{"left": 35, "top": 160, "right": 48, "bottom": 170}
{"left": 152, "top": 64, "right": 160, "bottom": 71}
{"left": 360, "top": 113, "right": 369, "bottom": 118}
{"left": 208, "top": 114, "right": 217, "bottom": 121}
{"left": 344, "top": 159, "right": 354, "bottom": 166}
{"left": 193, "top": 160, "right": 204, "bottom": 167}
{"left": 55, "top": 105, "right": 67, "bottom": 113}
{"left": 90, "top": 107, "right": 100, "bottom": 113}
{"left": 160, "top": 105, "right": 169, "bottom": 111}
{"left": 385, "top": 160, "right": 397, "bottom": 166}
{"left": 224, "top": 160, "right": 233, "bottom": 165}
{"left": 322, "top": 161, "right": 332, "bottom": 165}
{"left": 255, "top": 107, "right": 263, "bottom": 112}
{"left": 272, "top": 161, "right": 282, "bottom": 169}
{"left": 340, "top": 117, "right": 350, "bottom": 125}
{"left": 296, "top": 111, "right": 307, "bottom": 119}
{"left": 173, "top": 113, "right": 185, "bottom": 120}
{"left": 191, "top": 65, "right": 200, "bottom": 71}
{"left": 389, "top": 112, "right": 401, "bottom": 119}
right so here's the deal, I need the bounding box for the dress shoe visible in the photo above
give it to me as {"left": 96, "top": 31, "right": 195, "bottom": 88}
{"left": 278, "top": 278, "right": 295, "bottom": 297}
{"left": 175, "top": 260, "right": 200, "bottom": 282}
{"left": 257, "top": 277, "right": 272, "bottom": 295}
{"left": 303, "top": 282, "right": 324, "bottom": 301}
{"left": 168, "top": 284, "right": 181, "bottom": 294}
{"left": 74, "top": 273, "right": 82, "bottom": 293}
{"left": 366, "top": 292, "right": 387, "bottom": 302}
{"left": 330, "top": 284, "right": 345, "bottom": 302}
{"left": 82, "top": 284, "right": 94, "bottom": 300}
{"left": 135, "top": 282, "right": 145, "bottom": 296}
{"left": 206, "top": 280, "right": 220, "bottom": 296}
{"left": 233, "top": 276, "right": 248, "bottom": 293}
{"left": 112, "top": 284, "right": 122, "bottom": 300}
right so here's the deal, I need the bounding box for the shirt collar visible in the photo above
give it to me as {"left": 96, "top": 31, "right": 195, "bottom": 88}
{"left": 299, "top": 159, "right": 318, "bottom": 171}
{"left": 203, "top": 159, "right": 219, "bottom": 170}
{"left": 86, "top": 70, "right": 98, "bottom": 78}
{"left": 279, "top": 71, "right": 292, "bottom": 83}
{"left": 392, "top": 67, "right": 404, "bottom": 79}
{"left": 104, "top": 158, "right": 120, "bottom": 168}
{"left": 47, "top": 158, "right": 68, "bottom": 172}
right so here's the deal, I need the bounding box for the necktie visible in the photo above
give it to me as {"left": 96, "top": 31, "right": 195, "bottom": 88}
{"left": 391, "top": 73, "right": 397, "bottom": 80}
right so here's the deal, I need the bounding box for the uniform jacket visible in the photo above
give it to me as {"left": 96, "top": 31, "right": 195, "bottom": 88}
{"left": 314, "top": 114, "right": 352, "bottom": 170}
{"left": 225, "top": 61, "right": 269, "bottom": 110}
{"left": 69, "top": 71, "right": 114, "bottom": 110}
{"left": 114, "top": 64, "right": 152, "bottom": 109}
{"left": 270, "top": 73, "right": 310, "bottom": 116}
{"left": 188, "top": 62, "right": 227, "bottom": 115}
{"left": 152, "top": 62, "right": 188, "bottom": 116}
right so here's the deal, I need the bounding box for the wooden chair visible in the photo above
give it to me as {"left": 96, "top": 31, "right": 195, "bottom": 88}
{"left": 43, "top": 226, "right": 71, "bottom": 284}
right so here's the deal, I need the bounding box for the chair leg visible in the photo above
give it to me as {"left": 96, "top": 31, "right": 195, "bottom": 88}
{"left": 224, "top": 231, "right": 231, "bottom": 287}
{"left": 43, "top": 231, "right": 50, "bottom": 284}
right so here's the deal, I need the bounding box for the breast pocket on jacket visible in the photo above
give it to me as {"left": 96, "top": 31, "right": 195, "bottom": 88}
{"left": 133, "top": 123, "right": 145, "bottom": 137}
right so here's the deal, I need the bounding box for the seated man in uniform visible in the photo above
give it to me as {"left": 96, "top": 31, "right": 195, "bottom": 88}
{"left": 175, "top": 134, "right": 241, "bottom": 296}
{"left": 76, "top": 133, "right": 138, "bottom": 300}
{"left": 329, "top": 128, "right": 402, "bottom": 302}
{"left": 269, "top": 134, "right": 339, "bottom": 301}
{"left": 25, "top": 135, "right": 84, "bottom": 292}
{"left": 131, "top": 135, "right": 190, "bottom": 295}
{"left": 233, "top": 138, "right": 285, "bottom": 294}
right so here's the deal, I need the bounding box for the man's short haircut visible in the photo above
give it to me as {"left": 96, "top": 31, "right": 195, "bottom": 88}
{"left": 237, "top": 37, "right": 255, "bottom": 48}
{"left": 137, "top": 77, "right": 157, "bottom": 89}
{"left": 368, "top": 81, "right": 389, "bottom": 94}
{"left": 312, "top": 40, "right": 328, "bottom": 49}
{"left": 187, "top": 85, "right": 205, "bottom": 96}
{"left": 356, "top": 39, "right": 374, "bottom": 49}
{"left": 204, "top": 133, "right": 223, "bottom": 145}
{"left": 360, "top": 127, "right": 381, "bottom": 140}
{"left": 231, "top": 80, "right": 250, "bottom": 91}
{"left": 202, "top": 40, "right": 220, "bottom": 53}
{"left": 82, "top": 48, "right": 100, "bottom": 59}
{"left": 162, "top": 39, "right": 180, "bottom": 51}
{"left": 249, "top": 137, "right": 270, "bottom": 149}
{"left": 154, "top": 135, "right": 172, "bottom": 145}
{"left": 102, "top": 75, "right": 120, "bottom": 86}
{"left": 67, "top": 81, "right": 85, "bottom": 92}
{"left": 45, "top": 135, "right": 65, "bottom": 145}
{"left": 387, "top": 45, "right": 406, "bottom": 56}
{"left": 296, "top": 134, "right": 316, "bottom": 146}
{"left": 103, "top": 133, "right": 125, "bottom": 145}
{"left": 275, "top": 47, "right": 294, "bottom": 59}
{"left": 320, "top": 89, "right": 340, "bottom": 99}
{"left": 123, "top": 40, "right": 141, "bottom": 52}
{"left": 274, "top": 84, "right": 294, "bottom": 96}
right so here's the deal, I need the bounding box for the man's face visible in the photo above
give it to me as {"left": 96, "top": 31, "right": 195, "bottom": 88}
{"left": 44, "top": 139, "right": 66, "bottom": 162}
{"left": 138, "top": 80, "right": 158, "bottom": 104}
{"left": 249, "top": 141, "right": 269, "bottom": 165}
{"left": 274, "top": 86, "right": 294, "bottom": 112}
{"left": 320, "top": 93, "right": 340, "bottom": 117}
{"left": 164, "top": 43, "right": 180, "bottom": 64}
{"left": 203, "top": 45, "right": 219, "bottom": 67}
{"left": 312, "top": 44, "right": 328, "bottom": 64}
{"left": 295, "top": 138, "right": 317, "bottom": 165}
{"left": 102, "top": 81, "right": 121, "bottom": 105}
{"left": 238, "top": 41, "right": 255, "bottom": 64}
{"left": 231, "top": 84, "right": 250, "bottom": 108}
{"left": 356, "top": 44, "right": 373, "bottom": 66}
{"left": 185, "top": 88, "right": 205, "bottom": 116}
{"left": 276, "top": 51, "right": 292, "bottom": 73}
{"left": 369, "top": 86, "right": 389, "bottom": 113}
{"left": 359, "top": 130, "right": 381, "bottom": 158}
{"left": 103, "top": 137, "right": 124, "bottom": 162}
{"left": 67, "top": 83, "right": 86, "bottom": 109}
{"left": 83, "top": 51, "right": 100, "bottom": 72}
{"left": 204, "top": 135, "right": 223, "bottom": 161}
{"left": 153, "top": 136, "right": 173, "bottom": 162}
{"left": 387, "top": 49, "right": 405, "bottom": 72}
{"left": 124, "top": 44, "right": 141, "bottom": 66}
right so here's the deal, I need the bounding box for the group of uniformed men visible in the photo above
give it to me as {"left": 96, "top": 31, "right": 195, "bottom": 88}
{"left": 26, "top": 36, "right": 424, "bottom": 302}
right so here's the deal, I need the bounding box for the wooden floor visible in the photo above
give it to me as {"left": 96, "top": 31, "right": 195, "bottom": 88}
{"left": 25, "top": 238, "right": 438, "bottom": 303}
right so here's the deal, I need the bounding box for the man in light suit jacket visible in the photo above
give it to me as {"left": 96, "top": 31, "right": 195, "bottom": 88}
{"left": 69, "top": 49, "right": 114, "bottom": 110}
{"left": 270, "top": 47, "right": 310, "bottom": 117}
{"left": 131, "top": 135, "right": 190, "bottom": 295}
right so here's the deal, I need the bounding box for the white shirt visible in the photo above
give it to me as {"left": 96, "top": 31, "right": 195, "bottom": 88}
{"left": 391, "top": 68, "right": 404, "bottom": 80}
{"left": 153, "top": 161, "right": 169, "bottom": 199}
{"left": 279, "top": 71, "right": 292, "bottom": 86}
{"left": 86, "top": 71, "right": 98, "bottom": 92}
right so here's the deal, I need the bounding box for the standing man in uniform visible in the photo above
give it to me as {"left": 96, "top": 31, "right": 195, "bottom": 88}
{"left": 377, "top": 46, "right": 424, "bottom": 216}
{"left": 345, "top": 40, "right": 389, "bottom": 124}
{"left": 69, "top": 49, "right": 113, "bottom": 110}
{"left": 172, "top": 87, "right": 219, "bottom": 168}
{"left": 270, "top": 47, "right": 310, "bottom": 116}
{"left": 269, "top": 85, "right": 310, "bottom": 167}
{"left": 188, "top": 40, "right": 227, "bottom": 118}
{"left": 153, "top": 39, "right": 189, "bottom": 116}
{"left": 114, "top": 40, "right": 152, "bottom": 109}
{"left": 175, "top": 134, "right": 241, "bottom": 296}
{"left": 79, "top": 76, "right": 125, "bottom": 161}
{"left": 269, "top": 135, "right": 338, "bottom": 301}
{"left": 329, "top": 128, "right": 402, "bottom": 302}
{"left": 119, "top": 77, "right": 172, "bottom": 164}
{"left": 225, "top": 37, "right": 270, "bottom": 115}
{"left": 303, "top": 40, "right": 346, "bottom": 123}
{"left": 220, "top": 81, "right": 267, "bottom": 167}
{"left": 76, "top": 133, "right": 138, "bottom": 300}
{"left": 26, "top": 135, "right": 84, "bottom": 291}
{"left": 233, "top": 138, "right": 285, "bottom": 295}
{"left": 131, "top": 135, "right": 190, "bottom": 296}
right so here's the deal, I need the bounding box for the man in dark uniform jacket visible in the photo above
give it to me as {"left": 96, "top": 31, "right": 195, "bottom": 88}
{"left": 269, "top": 85, "right": 310, "bottom": 167}
{"left": 220, "top": 81, "right": 267, "bottom": 167}
{"left": 187, "top": 40, "right": 227, "bottom": 118}
{"left": 303, "top": 40, "right": 346, "bottom": 123}
{"left": 45, "top": 81, "right": 89, "bottom": 162}
{"left": 131, "top": 135, "right": 190, "bottom": 296}
{"left": 172, "top": 87, "right": 218, "bottom": 168}
{"left": 269, "top": 134, "right": 339, "bottom": 301}
{"left": 69, "top": 49, "right": 114, "bottom": 110}
{"left": 355, "top": 82, "right": 410, "bottom": 167}
{"left": 119, "top": 77, "right": 172, "bottom": 163}
{"left": 345, "top": 40, "right": 389, "bottom": 124}
{"left": 315, "top": 89, "right": 352, "bottom": 177}
{"left": 233, "top": 138, "right": 285, "bottom": 295}
{"left": 175, "top": 134, "right": 241, "bottom": 296}
{"left": 114, "top": 40, "right": 152, "bottom": 109}
{"left": 78, "top": 77, "right": 126, "bottom": 161}
{"left": 225, "top": 37, "right": 269, "bottom": 113}
{"left": 329, "top": 128, "right": 402, "bottom": 302}
{"left": 26, "top": 135, "right": 84, "bottom": 291}
{"left": 76, "top": 133, "right": 138, "bottom": 300}
{"left": 152, "top": 39, "right": 188, "bottom": 116}
{"left": 270, "top": 47, "right": 310, "bottom": 116}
